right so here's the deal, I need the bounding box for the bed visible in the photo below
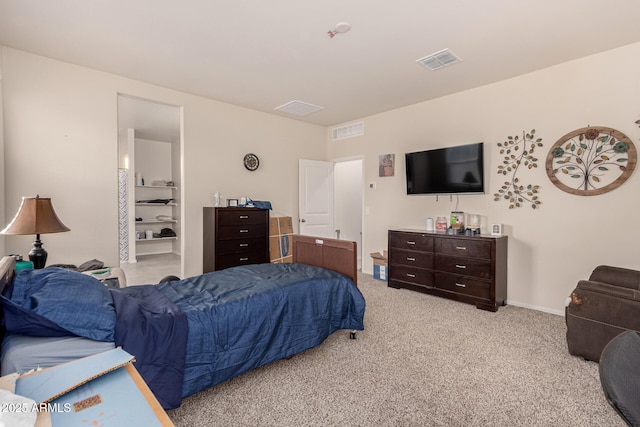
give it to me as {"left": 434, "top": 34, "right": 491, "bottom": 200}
{"left": 0, "top": 235, "right": 365, "bottom": 409}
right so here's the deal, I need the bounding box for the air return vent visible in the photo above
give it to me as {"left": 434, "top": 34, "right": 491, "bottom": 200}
{"left": 416, "top": 48, "right": 462, "bottom": 71}
{"left": 332, "top": 121, "right": 364, "bottom": 141}
{"left": 274, "top": 100, "right": 325, "bottom": 116}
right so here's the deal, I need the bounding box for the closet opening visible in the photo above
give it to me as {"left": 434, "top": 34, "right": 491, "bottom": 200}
{"left": 117, "top": 94, "right": 183, "bottom": 284}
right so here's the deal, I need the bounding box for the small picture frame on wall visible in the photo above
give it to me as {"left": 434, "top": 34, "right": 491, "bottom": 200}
{"left": 379, "top": 154, "right": 395, "bottom": 177}
{"left": 227, "top": 199, "right": 239, "bottom": 207}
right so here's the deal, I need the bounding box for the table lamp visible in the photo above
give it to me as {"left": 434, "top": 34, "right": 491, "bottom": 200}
{"left": 0, "top": 195, "right": 70, "bottom": 269}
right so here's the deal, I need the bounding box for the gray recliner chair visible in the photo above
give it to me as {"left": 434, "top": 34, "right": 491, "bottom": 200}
{"left": 565, "top": 265, "right": 640, "bottom": 362}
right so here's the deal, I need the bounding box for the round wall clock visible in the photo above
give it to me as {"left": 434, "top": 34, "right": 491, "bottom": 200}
{"left": 545, "top": 126, "right": 636, "bottom": 196}
{"left": 243, "top": 153, "right": 260, "bottom": 171}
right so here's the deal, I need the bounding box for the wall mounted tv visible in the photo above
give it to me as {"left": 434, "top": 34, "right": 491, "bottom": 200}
{"left": 405, "top": 142, "right": 485, "bottom": 195}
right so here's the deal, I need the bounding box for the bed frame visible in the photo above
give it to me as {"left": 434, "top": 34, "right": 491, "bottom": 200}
{"left": 291, "top": 235, "right": 358, "bottom": 285}
{"left": 0, "top": 256, "right": 16, "bottom": 357}
{"left": 0, "top": 236, "right": 358, "bottom": 292}
{"left": 0, "top": 237, "right": 361, "bottom": 385}
{"left": 0, "top": 256, "right": 15, "bottom": 294}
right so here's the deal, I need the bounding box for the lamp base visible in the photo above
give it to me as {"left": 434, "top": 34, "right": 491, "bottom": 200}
{"left": 29, "top": 235, "right": 48, "bottom": 269}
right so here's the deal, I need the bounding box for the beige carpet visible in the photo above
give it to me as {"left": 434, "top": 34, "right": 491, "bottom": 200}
{"left": 168, "top": 273, "right": 623, "bottom": 427}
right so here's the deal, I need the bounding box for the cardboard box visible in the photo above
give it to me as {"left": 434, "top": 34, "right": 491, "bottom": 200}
{"left": 0, "top": 348, "right": 173, "bottom": 427}
{"left": 269, "top": 216, "right": 294, "bottom": 262}
{"left": 271, "top": 255, "right": 293, "bottom": 264}
{"left": 269, "top": 216, "right": 293, "bottom": 236}
{"left": 269, "top": 235, "right": 291, "bottom": 258}
{"left": 370, "top": 251, "right": 388, "bottom": 281}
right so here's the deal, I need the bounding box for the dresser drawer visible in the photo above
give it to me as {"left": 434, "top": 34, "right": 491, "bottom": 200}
{"left": 435, "top": 254, "right": 492, "bottom": 279}
{"left": 435, "top": 272, "right": 491, "bottom": 300}
{"left": 217, "top": 209, "right": 266, "bottom": 226}
{"left": 390, "top": 249, "right": 433, "bottom": 268}
{"left": 436, "top": 238, "right": 491, "bottom": 259}
{"left": 389, "top": 231, "right": 434, "bottom": 252}
{"left": 217, "top": 223, "right": 267, "bottom": 240}
{"left": 216, "top": 237, "right": 267, "bottom": 255}
{"left": 216, "top": 251, "right": 267, "bottom": 269}
{"left": 389, "top": 265, "right": 434, "bottom": 287}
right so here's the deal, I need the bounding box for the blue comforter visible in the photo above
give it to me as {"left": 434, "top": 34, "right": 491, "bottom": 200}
{"left": 3, "top": 263, "right": 366, "bottom": 410}
{"left": 156, "top": 263, "right": 366, "bottom": 400}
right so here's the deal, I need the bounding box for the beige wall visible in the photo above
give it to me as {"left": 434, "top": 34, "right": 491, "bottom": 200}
{"left": 1, "top": 47, "right": 327, "bottom": 277}
{"left": 3, "top": 42, "right": 640, "bottom": 314}
{"left": 329, "top": 41, "right": 640, "bottom": 314}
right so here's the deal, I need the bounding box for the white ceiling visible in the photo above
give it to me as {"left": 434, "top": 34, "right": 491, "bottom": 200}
{"left": 2, "top": 0, "right": 640, "bottom": 128}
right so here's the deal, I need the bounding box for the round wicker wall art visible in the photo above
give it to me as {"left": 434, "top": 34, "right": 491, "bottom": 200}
{"left": 545, "top": 126, "right": 636, "bottom": 196}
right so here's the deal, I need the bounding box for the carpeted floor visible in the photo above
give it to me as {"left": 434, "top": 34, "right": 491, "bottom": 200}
{"left": 168, "top": 273, "right": 623, "bottom": 426}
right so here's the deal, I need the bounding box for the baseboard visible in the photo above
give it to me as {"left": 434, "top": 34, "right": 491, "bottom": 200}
{"left": 507, "top": 300, "right": 564, "bottom": 317}
{"left": 363, "top": 272, "right": 565, "bottom": 317}
{"left": 136, "top": 250, "right": 175, "bottom": 257}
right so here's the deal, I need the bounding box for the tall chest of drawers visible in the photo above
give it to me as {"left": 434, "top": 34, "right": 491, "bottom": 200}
{"left": 388, "top": 229, "right": 508, "bottom": 311}
{"left": 203, "top": 207, "right": 269, "bottom": 273}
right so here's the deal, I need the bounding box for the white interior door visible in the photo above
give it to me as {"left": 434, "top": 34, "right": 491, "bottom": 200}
{"left": 299, "top": 159, "right": 334, "bottom": 238}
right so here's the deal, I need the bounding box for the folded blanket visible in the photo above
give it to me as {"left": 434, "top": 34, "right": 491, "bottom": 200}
{"left": 110, "top": 286, "right": 188, "bottom": 409}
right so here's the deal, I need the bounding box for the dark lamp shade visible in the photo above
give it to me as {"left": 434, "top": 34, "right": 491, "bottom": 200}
{"left": 1, "top": 196, "right": 70, "bottom": 235}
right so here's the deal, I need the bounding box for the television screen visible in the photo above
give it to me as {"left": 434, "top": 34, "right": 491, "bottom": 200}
{"left": 405, "top": 142, "right": 484, "bottom": 195}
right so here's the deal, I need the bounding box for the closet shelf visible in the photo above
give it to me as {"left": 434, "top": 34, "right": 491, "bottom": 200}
{"left": 136, "top": 219, "right": 177, "bottom": 224}
{"left": 135, "top": 185, "right": 177, "bottom": 189}
{"left": 136, "top": 236, "right": 178, "bottom": 242}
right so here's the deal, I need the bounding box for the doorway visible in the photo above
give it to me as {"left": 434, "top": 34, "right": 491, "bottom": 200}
{"left": 117, "top": 94, "right": 183, "bottom": 283}
{"left": 299, "top": 158, "right": 364, "bottom": 270}
{"left": 334, "top": 159, "right": 364, "bottom": 270}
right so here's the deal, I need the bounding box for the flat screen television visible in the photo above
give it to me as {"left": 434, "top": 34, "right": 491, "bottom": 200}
{"left": 405, "top": 142, "right": 485, "bottom": 195}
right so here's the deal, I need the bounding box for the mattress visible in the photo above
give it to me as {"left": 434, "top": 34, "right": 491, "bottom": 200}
{"left": 1, "top": 333, "right": 115, "bottom": 375}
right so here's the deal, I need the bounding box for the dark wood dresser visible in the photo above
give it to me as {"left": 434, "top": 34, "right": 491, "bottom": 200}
{"left": 203, "top": 207, "right": 269, "bottom": 273}
{"left": 388, "top": 229, "right": 508, "bottom": 311}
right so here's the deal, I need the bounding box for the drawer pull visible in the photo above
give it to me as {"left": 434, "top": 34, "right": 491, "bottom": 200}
{"left": 407, "top": 257, "right": 416, "bottom": 262}
{"left": 456, "top": 246, "right": 467, "bottom": 250}
{"left": 406, "top": 273, "right": 416, "bottom": 278}
{"left": 455, "top": 282, "right": 466, "bottom": 288}
{"left": 239, "top": 243, "right": 249, "bottom": 247}
{"left": 239, "top": 215, "right": 249, "bottom": 219}
{"left": 407, "top": 241, "right": 416, "bottom": 245}
{"left": 239, "top": 257, "right": 249, "bottom": 261}
{"left": 455, "top": 264, "right": 467, "bottom": 269}
{"left": 239, "top": 229, "right": 249, "bottom": 233}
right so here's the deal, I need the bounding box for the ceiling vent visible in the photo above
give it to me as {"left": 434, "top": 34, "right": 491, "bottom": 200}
{"left": 416, "top": 48, "right": 462, "bottom": 71}
{"left": 274, "top": 100, "right": 325, "bottom": 116}
{"left": 332, "top": 121, "right": 364, "bottom": 141}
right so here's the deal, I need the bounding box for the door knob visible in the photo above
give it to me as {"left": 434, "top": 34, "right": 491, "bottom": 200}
{"left": 300, "top": 218, "right": 306, "bottom": 223}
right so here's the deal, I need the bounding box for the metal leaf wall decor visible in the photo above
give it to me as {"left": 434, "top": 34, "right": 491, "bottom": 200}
{"left": 493, "top": 129, "right": 543, "bottom": 209}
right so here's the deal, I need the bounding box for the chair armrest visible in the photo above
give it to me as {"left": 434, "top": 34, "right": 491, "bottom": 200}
{"left": 575, "top": 280, "right": 640, "bottom": 302}
{"left": 589, "top": 265, "right": 640, "bottom": 290}
{"left": 567, "top": 281, "right": 640, "bottom": 331}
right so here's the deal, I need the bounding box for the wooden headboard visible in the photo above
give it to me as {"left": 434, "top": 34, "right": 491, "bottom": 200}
{"left": 0, "top": 257, "right": 16, "bottom": 356}
{"left": 0, "top": 256, "right": 15, "bottom": 295}
{"left": 292, "top": 235, "right": 358, "bottom": 285}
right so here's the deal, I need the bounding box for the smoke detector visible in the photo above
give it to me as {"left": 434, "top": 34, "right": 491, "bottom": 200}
{"left": 328, "top": 21, "right": 351, "bottom": 38}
